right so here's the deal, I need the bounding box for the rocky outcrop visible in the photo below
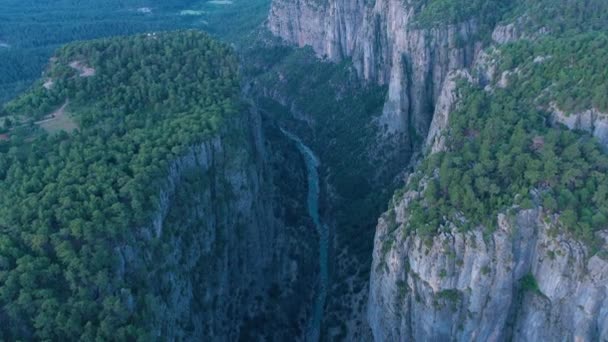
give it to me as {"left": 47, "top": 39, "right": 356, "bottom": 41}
{"left": 117, "top": 111, "right": 316, "bottom": 340}
{"left": 368, "top": 180, "right": 608, "bottom": 341}
{"left": 551, "top": 105, "right": 608, "bottom": 149}
{"left": 425, "top": 70, "right": 471, "bottom": 153}
{"left": 492, "top": 23, "right": 520, "bottom": 44}
{"left": 268, "top": 0, "right": 480, "bottom": 140}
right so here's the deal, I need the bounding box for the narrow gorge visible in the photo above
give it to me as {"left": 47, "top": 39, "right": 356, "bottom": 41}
{"left": 281, "top": 128, "right": 329, "bottom": 341}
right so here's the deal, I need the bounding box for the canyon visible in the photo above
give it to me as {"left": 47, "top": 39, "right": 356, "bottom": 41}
{"left": 264, "top": 0, "right": 608, "bottom": 340}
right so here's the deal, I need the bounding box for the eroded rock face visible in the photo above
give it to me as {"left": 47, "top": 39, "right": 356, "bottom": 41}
{"left": 425, "top": 70, "right": 472, "bottom": 154}
{"left": 268, "top": 0, "right": 479, "bottom": 140}
{"left": 117, "top": 112, "right": 316, "bottom": 340}
{"left": 551, "top": 105, "right": 608, "bottom": 149}
{"left": 368, "top": 181, "right": 608, "bottom": 341}
{"left": 492, "top": 23, "right": 521, "bottom": 44}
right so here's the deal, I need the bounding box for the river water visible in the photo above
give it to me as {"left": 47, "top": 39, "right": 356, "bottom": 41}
{"left": 280, "top": 128, "right": 329, "bottom": 342}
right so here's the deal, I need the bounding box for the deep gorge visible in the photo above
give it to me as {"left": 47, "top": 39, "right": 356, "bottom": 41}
{"left": 281, "top": 128, "right": 329, "bottom": 341}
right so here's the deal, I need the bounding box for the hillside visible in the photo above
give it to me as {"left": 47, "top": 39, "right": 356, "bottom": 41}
{"left": 0, "top": 30, "right": 235, "bottom": 340}
{"left": 0, "top": 0, "right": 270, "bottom": 103}
{"left": 0, "top": 30, "right": 316, "bottom": 341}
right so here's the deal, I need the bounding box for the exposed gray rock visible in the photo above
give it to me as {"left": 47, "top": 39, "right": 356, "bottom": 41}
{"left": 473, "top": 48, "right": 501, "bottom": 88}
{"left": 551, "top": 104, "right": 608, "bottom": 149}
{"left": 268, "top": 0, "right": 480, "bottom": 140}
{"left": 425, "top": 70, "right": 472, "bottom": 154}
{"left": 492, "top": 23, "right": 521, "bottom": 44}
{"left": 116, "top": 111, "right": 316, "bottom": 340}
{"left": 368, "top": 179, "right": 608, "bottom": 342}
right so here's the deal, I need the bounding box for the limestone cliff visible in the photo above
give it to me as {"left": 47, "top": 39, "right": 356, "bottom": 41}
{"left": 363, "top": 16, "right": 608, "bottom": 341}
{"left": 369, "top": 175, "right": 608, "bottom": 341}
{"left": 117, "top": 110, "right": 316, "bottom": 340}
{"left": 365, "top": 33, "right": 608, "bottom": 340}
{"left": 424, "top": 69, "right": 471, "bottom": 154}
{"left": 268, "top": 0, "right": 479, "bottom": 141}
{"left": 551, "top": 105, "right": 608, "bottom": 149}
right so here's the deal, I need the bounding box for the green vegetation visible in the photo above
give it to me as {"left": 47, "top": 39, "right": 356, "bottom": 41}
{"left": 415, "top": 0, "right": 511, "bottom": 29}
{"left": 245, "top": 43, "right": 395, "bottom": 268}
{"left": 0, "top": 0, "right": 197, "bottom": 103}
{"left": 397, "top": 280, "right": 408, "bottom": 300}
{"left": 0, "top": 30, "right": 240, "bottom": 340}
{"left": 437, "top": 289, "right": 461, "bottom": 302}
{"left": 507, "top": 0, "right": 608, "bottom": 35}
{"left": 406, "top": 33, "right": 608, "bottom": 251}
{"left": 520, "top": 273, "right": 540, "bottom": 293}
{"left": 0, "top": 0, "right": 270, "bottom": 104}
{"left": 413, "top": 0, "right": 608, "bottom": 43}
{"left": 194, "top": 0, "right": 271, "bottom": 42}
{"left": 498, "top": 33, "right": 608, "bottom": 112}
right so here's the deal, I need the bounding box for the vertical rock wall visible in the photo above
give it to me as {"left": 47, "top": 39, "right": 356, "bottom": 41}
{"left": 268, "top": 0, "right": 479, "bottom": 142}
{"left": 117, "top": 110, "right": 317, "bottom": 340}
{"left": 368, "top": 181, "right": 608, "bottom": 341}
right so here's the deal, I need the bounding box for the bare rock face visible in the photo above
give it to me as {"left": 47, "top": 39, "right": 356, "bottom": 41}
{"left": 268, "top": 0, "right": 479, "bottom": 140}
{"left": 117, "top": 112, "right": 316, "bottom": 340}
{"left": 268, "top": 0, "right": 366, "bottom": 62}
{"left": 425, "top": 70, "right": 472, "bottom": 153}
{"left": 368, "top": 181, "right": 608, "bottom": 341}
{"left": 551, "top": 105, "right": 608, "bottom": 149}
{"left": 492, "top": 23, "right": 521, "bottom": 44}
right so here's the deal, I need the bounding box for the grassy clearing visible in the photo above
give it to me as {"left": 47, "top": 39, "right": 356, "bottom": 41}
{"left": 36, "top": 101, "right": 78, "bottom": 134}
{"left": 38, "top": 111, "right": 77, "bottom": 134}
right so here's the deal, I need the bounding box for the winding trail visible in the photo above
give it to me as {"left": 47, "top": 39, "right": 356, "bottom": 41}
{"left": 280, "top": 128, "right": 329, "bottom": 342}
